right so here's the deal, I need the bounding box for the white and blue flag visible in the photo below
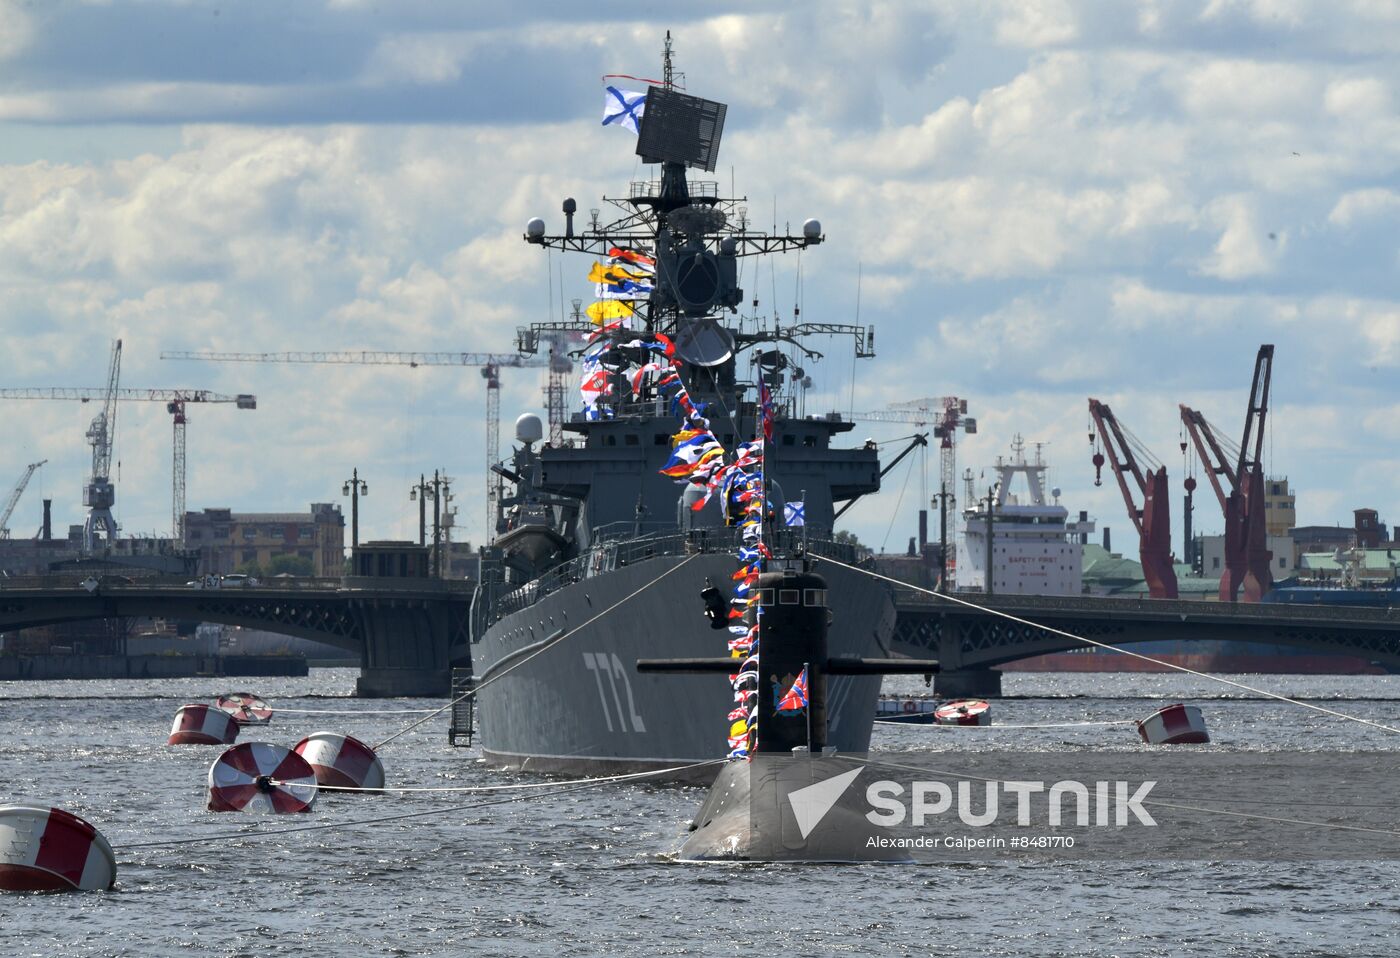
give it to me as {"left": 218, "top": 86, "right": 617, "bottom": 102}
{"left": 784, "top": 501, "right": 806, "bottom": 527}
{"left": 602, "top": 86, "right": 647, "bottom": 134}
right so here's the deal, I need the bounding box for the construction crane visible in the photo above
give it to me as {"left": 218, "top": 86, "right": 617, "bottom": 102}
{"left": 1179, "top": 344, "right": 1275, "bottom": 602}
{"left": 0, "top": 386, "right": 257, "bottom": 544}
{"left": 161, "top": 349, "right": 552, "bottom": 544}
{"left": 86, "top": 339, "right": 122, "bottom": 551}
{"left": 1087, "top": 398, "right": 1178, "bottom": 599}
{"left": 0, "top": 460, "right": 47, "bottom": 539}
{"left": 847, "top": 397, "right": 976, "bottom": 583}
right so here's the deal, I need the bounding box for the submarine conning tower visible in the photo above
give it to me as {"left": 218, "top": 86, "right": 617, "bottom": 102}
{"left": 752, "top": 566, "right": 830, "bottom": 754}
{"left": 639, "top": 560, "right": 939, "bottom": 754}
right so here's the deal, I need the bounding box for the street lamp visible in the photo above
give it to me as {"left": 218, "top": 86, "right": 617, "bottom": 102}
{"left": 342, "top": 468, "right": 368, "bottom": 549}
{"left": 412, "top": 470, "right": 453, "bottom": 577}
{"left": 409, "top": 474, "right": 429, "bottom": 546}
{"left": 932, "top": 481, "right": 955, "bottom": 593}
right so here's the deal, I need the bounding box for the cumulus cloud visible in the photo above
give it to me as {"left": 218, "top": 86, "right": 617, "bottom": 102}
{"left": 0, "top": 0, "right": 34, "bottom": 61}
{"left": 1328, "top": 188, "right": 1400, "bottom": 227}
{"left": 993, "top": 0, "right": 1080, "bottom": 47}
{"left": 1199, "top": 196, "right": 1281, "bottom": 279}
{"left": 1, "top": 3, "right": 1398, "bottom": 549}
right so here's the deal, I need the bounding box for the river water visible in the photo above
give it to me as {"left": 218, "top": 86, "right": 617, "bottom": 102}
{"left": 2, "top": 669, "right": 1397, "bottom": 957}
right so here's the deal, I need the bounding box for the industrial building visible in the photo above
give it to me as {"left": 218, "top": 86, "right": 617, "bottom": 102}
{"left": 183, "top": 503, "right": 345, "bottom": 577}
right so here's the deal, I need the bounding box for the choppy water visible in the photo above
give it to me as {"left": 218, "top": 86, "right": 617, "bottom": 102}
{"left": 2, "top": 669, "right": 1398, "bottom": 957}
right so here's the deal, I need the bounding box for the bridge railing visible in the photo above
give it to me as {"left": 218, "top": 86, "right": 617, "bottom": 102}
{"left": 889, "top": 587, "right": 1400, "bottom": 626}
{"left": 0, "top": 574, "right": 472, "bottom": 594}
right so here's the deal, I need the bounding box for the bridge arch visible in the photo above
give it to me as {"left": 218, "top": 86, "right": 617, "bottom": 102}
{"left": 0, "top": 580, "right": 472, "bottom": 696}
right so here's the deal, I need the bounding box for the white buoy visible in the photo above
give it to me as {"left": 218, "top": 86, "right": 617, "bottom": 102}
{"left": 934, "top": 698, "right": 992, "bottom": 726}
{"left": 0, "top": 806, "right": 116, "bottom": 892}
{"left": 207, "top": 743, "right": 318, "bottom": 813}
{"left": 215, "top": 692, "right": 273, "bottom": 726}
{"left": 168, "top": 704, "right": 239, "bottom": 745}
{"left": 293, "top": 732, "right": 385, "bottom": 790}
{"left": 1137, "top": 704, "right": 1210, "bottom": 744}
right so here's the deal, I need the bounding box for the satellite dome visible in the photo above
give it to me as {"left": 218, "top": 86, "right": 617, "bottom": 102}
{"left": 526, "top": 218, "right": 546, "bottom": 240}
{"left": 802, "top": 219, "right": 822, "bottom": 241}
{"left": 515, "top": 413, "right": 544, "bottom": 445}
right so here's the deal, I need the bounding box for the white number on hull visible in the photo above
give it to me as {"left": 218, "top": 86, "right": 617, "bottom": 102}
{"left": 582, "top": 652, "right": 646, "bottom": 733}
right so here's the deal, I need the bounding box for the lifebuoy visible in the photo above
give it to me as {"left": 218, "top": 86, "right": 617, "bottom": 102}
{"left": 902, "top": 700, "right": 917, "bottom": 714}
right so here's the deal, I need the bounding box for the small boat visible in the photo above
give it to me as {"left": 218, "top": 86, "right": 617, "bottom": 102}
{"left": 875, "top": 696, "right": 938, "bottom": 724}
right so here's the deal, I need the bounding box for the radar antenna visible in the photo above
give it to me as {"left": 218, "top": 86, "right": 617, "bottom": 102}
{"left": 662, "top": 31, "right": 679, "bottom": 91}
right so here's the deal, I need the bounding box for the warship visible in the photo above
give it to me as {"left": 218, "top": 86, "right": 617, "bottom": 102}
{"left": 469, "top": 36, "right": 910, "bottom": 777}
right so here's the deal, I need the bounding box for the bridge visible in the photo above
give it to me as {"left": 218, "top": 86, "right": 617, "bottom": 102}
{"left": 888, "top": 589, "right": 1400, "bottom": 696}
{"left": 0, "top": 575, "right": 473, "bottom": 697}
{"left": 4, "top": 570, "right": 1400, "bottom": 699}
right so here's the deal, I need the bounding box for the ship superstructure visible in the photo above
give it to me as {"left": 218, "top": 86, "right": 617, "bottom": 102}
{"left": 957, "top": 437, "right": 1094, "bottom": 596}
{"left": 468, "top": 36, "right": 898, "bottom": 775}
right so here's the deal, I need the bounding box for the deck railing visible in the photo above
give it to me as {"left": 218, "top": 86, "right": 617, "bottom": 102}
{"left": 487, "top": 526, "right": 856, "bottom": 623}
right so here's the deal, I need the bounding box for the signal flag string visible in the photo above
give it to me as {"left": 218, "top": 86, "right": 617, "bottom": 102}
{"left": 825, "top": 557, "right": 1400, "bottom": 737}
{"left": 370, "top": 554, "right": 700, "bottom": 750}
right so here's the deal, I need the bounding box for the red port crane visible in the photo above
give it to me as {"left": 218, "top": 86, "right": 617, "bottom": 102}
{"left": 1179, "top": 344, "right": 1275, "bottom": 602}
{"left": 1087, "top": 399, "right": 1178, "bottom": 599}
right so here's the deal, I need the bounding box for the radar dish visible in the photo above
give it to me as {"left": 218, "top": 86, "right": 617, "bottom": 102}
{"left": 636, "top": 87, "right": 728, "bottom": 172}
{"left": 671, "top": 251, "right": 724, "bottom": 313}
{"left": 668, "top": 205, "right": 727, "bottom": 235}
{"left": 674, "top": 318, "right": 735, "bottom": 367}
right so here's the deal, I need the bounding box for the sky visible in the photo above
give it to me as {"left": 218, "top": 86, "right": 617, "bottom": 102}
{"left": 1, "top": 0, "right": 1397, "bottom": 559}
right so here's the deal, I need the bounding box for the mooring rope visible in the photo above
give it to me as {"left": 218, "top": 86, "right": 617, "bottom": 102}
{"left": 274, "top": 764, "right": 716, "bottom": 794}
{"left": 268, "top": 707, "right": 438, "bottom": 715}
{"left": 827, "top": 557, "right": 1400, "bottom": 737}
{"left": 370, "top": 554, "right": 700, "bottom": 750}
{"left": 875, "top": 719, "right": 1137, "bottom": 729}
{"left": 118, "top": 759, "right": 722, "bottom": 851}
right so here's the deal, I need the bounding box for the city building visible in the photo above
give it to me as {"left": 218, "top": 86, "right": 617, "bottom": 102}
{"left": 183, "top": 503, "right": 345, "bottom": 577}
{"left": 1196, "top": 533, "right": 1296, "bottom": 578}
{"left": 1353, "top": 508, "right": 1388, "bottom": 548}
{"left": 1288, "top": 524, "right": 1357, "bottom": 561}
{"left": 1263, "top": 476, "right": 1296, "bottom": 537}
{"left": 0, "top": 514, "right": 192, "bottom": 577}
{"left": 1080, "top": 544, "right": 1223, "bottom": 599}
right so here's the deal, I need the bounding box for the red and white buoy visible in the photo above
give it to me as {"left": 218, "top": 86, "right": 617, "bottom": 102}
{"left": 0, "top": 806, "right": 117, "bottom": 892}
{"left": 168, "top": 704, "right": 239, "bottom": 745}
{"left": 215, "top": 692, "right": 273, "bottom": 726}
{"left": 293, "top": 732, "right": 385, "bottom": 791}
{"left": 934, "top": 698, "right": 992, "bottom": 726}
{"left": 207, "top": 743, "right": 318, "bottom": 813}
{"left": 1137, "top": 703, "right": 1210, "bottom": 744}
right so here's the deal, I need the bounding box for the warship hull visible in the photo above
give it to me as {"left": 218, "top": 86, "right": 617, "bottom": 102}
{"left": 474, "top": 552, "right": 895, "bottom": 780}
